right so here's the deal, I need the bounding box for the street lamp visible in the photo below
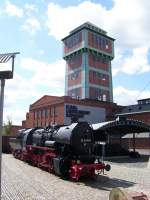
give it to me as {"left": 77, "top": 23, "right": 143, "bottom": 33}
{"left": 0, "top": 52, "right": 20, "bottom": 198}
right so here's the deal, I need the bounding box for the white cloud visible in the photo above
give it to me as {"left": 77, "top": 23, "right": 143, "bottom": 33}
{"left": 113, "top": 86, "right": 150, "bottom": 105}
{"left": 3, "top": 0, "right": 150, "bottom": 124}
{"left": 38, "top": 50, "right": 45, "bottom": 55}
{"left": 21, "top": 17, "right": 41, "bottom": 35}
{"left": 106, "top": 0, "right": 150, "bottom": 49}
{"left": 24, "top": 3, "right": 38, "bottom": 16}
{"left": 122, "top": 47, "right": 150, "bottom": 74}
{"left": 4, "top": 108, "right": 27, "bottom": 125}
{"left": 25, "top": 3, "right": 38, "bottom": 12}
{"left": 3, "top": 57, "right": 65, "bottom": 124}
{"left": 4, "top": 1, "right": 23, "bottom": 18}
{"left": 46, "top": 0, "right": 150, "bottom": 46}
{"left": 20, "top": 57, "right": 65, "bottom": 89}
{"left": 46, "top": 1, "right": 105, "bottom": 40}
{"left": 112, "top": 47, "right": 150, "bottom": 75}
{"left": 46, "top": 0, "right": 150, "bottom": 75}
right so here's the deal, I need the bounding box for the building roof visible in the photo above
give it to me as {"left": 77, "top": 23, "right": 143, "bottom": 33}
{"left": 62, "top": 22, "right": 115, "bottom": 41}
{"left": 117, "top": 103, "right": 150, "bottom": 116}
{"left": 92, "top": 117, "right": 150, "bottom": 136}
{"left": 0, "top": 52, "right": 19, "bottom": 63}
{"left": 138, "top": 98, "right": 150, "bottom": 104}
{"left": 30, "top": 95, "right": 61, "bottom": 110}
{"left": 30, "top": 95, "right": 120, "bottom": 111}
{"left": 70, "top": 22, "right": 107, "bottom": 35}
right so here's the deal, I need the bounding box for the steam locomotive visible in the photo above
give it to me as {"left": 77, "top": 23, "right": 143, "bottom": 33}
{"left": 10, "top": 122, "right": 110, "bottom": 181}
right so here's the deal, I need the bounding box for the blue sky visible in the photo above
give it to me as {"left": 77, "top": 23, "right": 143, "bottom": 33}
{"left": 1, "top": 0, "right": 150, "bottom": 125}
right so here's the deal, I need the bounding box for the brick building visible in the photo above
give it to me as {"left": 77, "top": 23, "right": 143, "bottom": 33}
{"left": 22, "top": 22, "right": 120, "bottom": 128}
{"left": 22, "top": 95, "right": 122, "bottom": 128}
{"left": 116, "top": 98, "right": 150, "bottom": 149}
{"left": 117, "top": 98, "right": 150, "bottom": 125}
{"left": 62, "top": 22, "right": 114, "bottom": 102}
{"left": 21, "top": 22, "right": 150, "bottom": 151}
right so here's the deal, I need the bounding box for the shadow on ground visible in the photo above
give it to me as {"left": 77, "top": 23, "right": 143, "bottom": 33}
{"left": 76, "top": 175, "right": 135, "bottom": 191}
{"left": 105, "top": 155, "right": 149, "bottom": 167}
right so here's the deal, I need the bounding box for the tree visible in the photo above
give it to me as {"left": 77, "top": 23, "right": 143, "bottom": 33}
{"left": 3, "top": 117, "right": 12, "bottom": 136}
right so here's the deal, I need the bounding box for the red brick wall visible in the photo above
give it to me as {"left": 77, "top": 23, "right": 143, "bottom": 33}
{"left": 88, "top": 53, "right": 109, "bottom": 71}
{"left": 67, "top": 54, "right": 82, "bottom": 71}
{"left": 89, "top": 70, "right": 109, "bottom": 87}
{"left": 123, "top": 112, "right": 150, "bottom": 125}
{"left": 22, "top": 95, "right": 123, "bottom": 128}
{"left": 25, "top": 103, "right": 65, "bottom": 128}
{"left": 111, "top": 138, "right": 150, "bottom": 149}
{"left": 54, "top": 104, "right": 64, "bottom": 125}
{"left": 89, "top": 87, "right": 110, "bottom": 102}
{"left": 25, "top": 112, "right": 34, "bottom": 128}
{"left": 88, "top": 31, "right": 112, "bottom": 53}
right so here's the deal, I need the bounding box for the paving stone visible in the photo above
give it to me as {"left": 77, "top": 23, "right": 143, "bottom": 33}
{"left": 2, "top": 154, "right": 150, "bottom": 200}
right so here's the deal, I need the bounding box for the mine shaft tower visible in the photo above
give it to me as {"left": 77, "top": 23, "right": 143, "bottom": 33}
{"left": 62, "top": 22, "right": 114, "bottom": 102}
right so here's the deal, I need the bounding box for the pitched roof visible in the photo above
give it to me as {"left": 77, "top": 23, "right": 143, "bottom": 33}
{"left": 30, "top": 95, "right": 61, "bottom": 109}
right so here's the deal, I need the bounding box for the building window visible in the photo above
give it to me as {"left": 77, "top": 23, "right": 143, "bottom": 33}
{"left": 64, "top": 31, "right": 82, "bottom": 50}
{"left": 70, "top": 71, "right": 80, "bottom": 80}
{"left": 34, "top": 111, "right": 37, "bottom": 119}
{"left": 67, "top": 54, "right": 82, "bottom": 70}
{"left": 50, "top": 107, "right": 54, "bottom": 116}
{"left": 45, "top": 108, "right": 49, "bottom": 118}
{"left": 42, "top": 109, "right": 45, "bottom": 118}
{"left": 38, "top": 110, "right": 41, "bottom": 119}
{"left": 68, "top": 87, "right": 81, "bottom": 99}
{"left": 50, "top": 107, "right": 57, "bottom": 116}
{"left": 88, "top": 31, "right": 112, "bottom": 53}
{"left": 46, "top": 121, "right": 49, "bottom": 126}
{"left": 103, "top": 94, "right": 107, "bottom": 101}
{"left": 55, "top": 107, "right": 58, "bottom": 116}
{"left": 90, "top": 70, "right": 108, "bottom": 82}
{"left": 89, "top": 87, "right": 109, "bottom": 101}
{"left": 38, "top": 121, "right": 41, "bottom": 127}
{"left": 88, "top": 53, "right": 108, "bottom": 70}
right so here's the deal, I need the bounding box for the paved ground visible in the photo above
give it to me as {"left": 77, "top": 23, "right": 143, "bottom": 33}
{"left": 105, "top": 154, "right": 149, "bottom": 168}
{"left": 2, "top": 154, "right": 150, "bottom": 200}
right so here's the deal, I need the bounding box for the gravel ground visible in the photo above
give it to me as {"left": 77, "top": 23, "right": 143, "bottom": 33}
{"left": 2, "top": 154, "right": 150, "bottom": 200}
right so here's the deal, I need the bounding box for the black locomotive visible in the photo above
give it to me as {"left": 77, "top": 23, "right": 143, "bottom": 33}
{"left": 10, "top": 122, "right": 110, "bottom": 181}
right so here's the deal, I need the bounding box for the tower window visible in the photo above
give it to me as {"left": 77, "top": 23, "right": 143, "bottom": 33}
{"left": 64, "top": 31, "right": 82, "bottom": 50}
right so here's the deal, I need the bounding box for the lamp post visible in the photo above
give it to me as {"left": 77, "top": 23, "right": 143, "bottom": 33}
{"left": 0, "top": 52, "right": 19, "bottom": 198}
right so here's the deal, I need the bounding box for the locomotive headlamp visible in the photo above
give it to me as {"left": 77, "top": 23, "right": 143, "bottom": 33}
{"left": 0, "top": 52, "right": 20, "bottom": 198}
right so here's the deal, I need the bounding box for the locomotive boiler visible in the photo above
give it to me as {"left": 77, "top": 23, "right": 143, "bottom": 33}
{"left": 10, "top": 122, "right": 110, "bottom": 181}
